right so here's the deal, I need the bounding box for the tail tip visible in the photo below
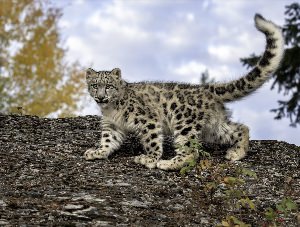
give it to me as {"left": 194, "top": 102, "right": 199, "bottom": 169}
{"left": 254, "top": 13, "right": 266, "bottom": 24}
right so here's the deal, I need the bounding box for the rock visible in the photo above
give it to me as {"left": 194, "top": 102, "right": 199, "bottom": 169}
{"left": 0, "top": 220, "right": 9, "bottom": 225}
{"left": 121, "top": 199, "right": 151, "bottom": 208}
{"left": 64, "top": 204, "right": 85, "bottom": 211}
{"left": 0, "top": 114, "right": 299, "bottom": 226}
{"left": 0, "top": 200, "right": 7, "bottom": 207}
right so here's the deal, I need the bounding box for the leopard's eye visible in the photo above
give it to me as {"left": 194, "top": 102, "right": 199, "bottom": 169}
{"left": 106, "top": 84, "right": 114, "bottom": 89}
{"left": 91, "top": 84, "right": 98, "bottom": 89}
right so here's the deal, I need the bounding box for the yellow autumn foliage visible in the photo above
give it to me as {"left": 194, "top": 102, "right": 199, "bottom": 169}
{"left": 0, "top": 0, "right": 85, "bottom": 117}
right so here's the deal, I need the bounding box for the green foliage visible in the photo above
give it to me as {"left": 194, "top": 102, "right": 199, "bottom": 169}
{"left": 223, "top": 176, "right": 245, "bottom": 187}
{"left": 199, "top": 162, "right": 256, "bottom": 225}
{"left": 178, "top": 141, "right": 257, "bottom": 225}
{"left": 265, "top": 207, "right": 277, "bottom": 222}
{"left": 217, "top": 215, "right": 251, "bottom": 227}
{"left": 179, "top": 138, "right": 210, "bottom": 175}
{"left": 238, "top": 197, "right": 256, "bottom": 211}
{"left": 221, "top": 168, "right": 257, "bottom": 213}
{"left": 180, "top": 159, "right": 197, "bottom": 175}
{"left": 239, "top": 168, "right": 257, "bottom": 179}
{"left": 276, "top": 197, "right": 298, "bottom": 215}
{"left": 179, "top": 138, "right": 210, "bottom": 158}
{"left": 240, "top": 2, "right": 300, "bottom": 126}
{"left": 264, "top": 197, "right": 298, "bottom": 226}
{"left": 177, "top": 133, "right": 298, "bottom": 226}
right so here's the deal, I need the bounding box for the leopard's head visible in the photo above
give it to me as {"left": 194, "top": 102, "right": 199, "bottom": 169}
{"left": 86, "top": 68, "right": 125, "bottom": 106}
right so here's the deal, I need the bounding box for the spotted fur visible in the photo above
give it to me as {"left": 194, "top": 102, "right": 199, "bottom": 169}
{"left": 84, "top": 14, "right": 284, "bottom": 170}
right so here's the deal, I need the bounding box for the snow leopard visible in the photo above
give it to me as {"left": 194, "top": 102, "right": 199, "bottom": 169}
{"left": 84, "top": 14, "right": 284, "bottom": 170}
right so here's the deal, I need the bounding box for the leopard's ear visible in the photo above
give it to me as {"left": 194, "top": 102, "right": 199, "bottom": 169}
{"left": 111, "top": 68, "right": 121, "bottom": 79}
{"left": 86, "top": 68, "right": 95, "bottom": 80}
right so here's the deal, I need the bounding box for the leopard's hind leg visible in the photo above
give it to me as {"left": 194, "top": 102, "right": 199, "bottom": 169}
{"left": 224, "top": 122, "right": 249, "bottom": 161}
{"left": 205, "top": 120, "right": 249, "bottom": 161}
{"left": 157, "top": 125, "right": 199, "bottom": 171}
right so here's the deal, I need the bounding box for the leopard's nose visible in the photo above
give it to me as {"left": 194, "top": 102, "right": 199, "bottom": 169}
{"left": 95, "top": 97, "right": 109, "bottom": 104}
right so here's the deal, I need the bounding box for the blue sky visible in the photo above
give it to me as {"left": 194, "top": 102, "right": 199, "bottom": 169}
{"left": 57, "top": 0, "right": 299, "bottom": 145}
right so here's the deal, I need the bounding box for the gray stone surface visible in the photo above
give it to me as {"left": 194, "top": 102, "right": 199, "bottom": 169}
{"left": 0, "top": 114, "right": 299, "bottom": 226}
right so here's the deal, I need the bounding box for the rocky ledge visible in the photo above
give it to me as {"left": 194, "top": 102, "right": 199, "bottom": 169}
{"left": 0, "top": 114, "right": 299, "bottom": 226}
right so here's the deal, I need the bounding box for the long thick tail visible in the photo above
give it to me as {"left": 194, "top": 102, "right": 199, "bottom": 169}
{"left": 205, "top": 14, "right": 284, "bottom": 102}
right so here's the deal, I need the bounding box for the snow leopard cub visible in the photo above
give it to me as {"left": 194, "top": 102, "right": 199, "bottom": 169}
{"left": 84, "top": 14, "right": 284, "bottom": 170}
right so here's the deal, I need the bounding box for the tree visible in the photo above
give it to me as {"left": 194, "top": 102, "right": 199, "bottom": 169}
{"left": 0, "top": 0, "right": 85, "bottom": 117}
{"left": 200, "top": 69, "right": 215, "bottom": 85}
{"left": 240, "top": 3, "right": 300, "bottom": 127}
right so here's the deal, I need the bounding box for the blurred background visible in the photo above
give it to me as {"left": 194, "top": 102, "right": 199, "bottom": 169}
{"left": 0, "top": 0, "right": 299, "bottom": 145}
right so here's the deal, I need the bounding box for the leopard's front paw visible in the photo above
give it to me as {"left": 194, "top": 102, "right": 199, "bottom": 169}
{"left": 84, "top": 148, "right": 109, "bottom": 160}
{"left": 157, "top": 153, "right": 198, "bottom": 171}
{"left": 134, "top": 154, "right": 158, "bottom": 169}
{"left": 84, "top": 148, "right": 97, "bottom": 160}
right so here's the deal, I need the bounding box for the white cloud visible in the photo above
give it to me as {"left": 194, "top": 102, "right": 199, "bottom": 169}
{"left": 211, "top": 0, "right": 247, "bottom": 22}
{"left": 208, "top": 28, "right": 264, "bottom": 64}
{"left": 74, "top": 0, "right": 85, "bottom": 5}
{"left": 65, "top": 36, "right": 94, "bottom": 65}
{"left": 86, "top": 1, "right": 149, "bottom": 40}
{"left": 158, "top": 31, "right": 188, "bottom": 49}
{"left": 59, "top": 19, "right": 72, "bottom": 29}
{"left": 208, "top": 44, "right": 240, "bottom": 63}
{"left": 171, "top": 60, "right": 207, "bottom": 83}
{"left": 201, "top": 0, "right": 210, "bottom": 10}
{"left": 186, "top": 13, "right": 195, "bottom": 22}
{"left": 209, "top": 65, "right": 234, "bottom": 82}
{"left": 176, "top": 11, "right": 195, "bottom": 22}
{"left": 80, "top": 98, "right": 100, "bottom": 116}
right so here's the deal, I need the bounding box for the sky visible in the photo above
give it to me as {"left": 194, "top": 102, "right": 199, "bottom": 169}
{"left": 56, "top": 0, "right": 299, "bottom": 145}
